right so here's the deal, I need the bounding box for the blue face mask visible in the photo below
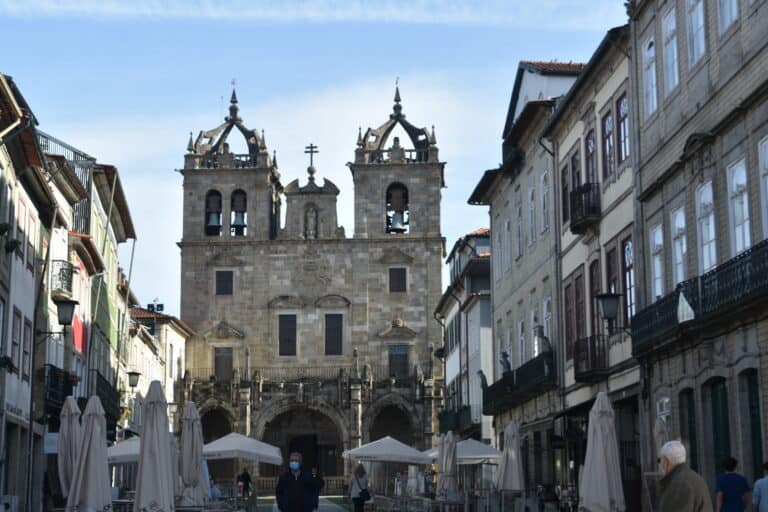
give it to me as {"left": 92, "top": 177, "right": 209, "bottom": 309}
{"left": 289, "top": 461, "right": 300, "bottom": 471}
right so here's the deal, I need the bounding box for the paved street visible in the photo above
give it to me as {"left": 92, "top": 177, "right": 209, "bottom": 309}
{"left": 263, "top": 497, "right": 348, "bottom": 511}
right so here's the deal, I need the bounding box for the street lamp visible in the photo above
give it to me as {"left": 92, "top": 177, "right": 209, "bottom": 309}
{"left": 127, "top": 371, "right": 141, "bottom": 389}
{"left": 595, "top": 292, "right": 622, "bottom": 335}
{"left": 53, "top": 298, "right": 78, "bottom": 327}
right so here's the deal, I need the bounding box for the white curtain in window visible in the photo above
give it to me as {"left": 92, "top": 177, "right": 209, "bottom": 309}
{"left": 663, "top": 9, "right": 679, "bottom": 94}
{"left": 697, "top": 182, "right": 717, "bottom": 272}
{"left": 671, "top": 209, "right": 687, "bottom": 285}
{"left": 644, "top": 39, "right": 658, "bottom": 117}
{"left": 687, "top": 0, "right": 705, "bottom": 66}
{"left": 651, "top": 225, "right": 664, "bottom": 299}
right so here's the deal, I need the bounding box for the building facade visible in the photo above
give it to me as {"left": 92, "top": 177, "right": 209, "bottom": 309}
{"left": 467, "top": 61, "right": 580, "bottom": 505}
{"left": 435, "top": 229, "right": 493, "bottom": 443}
{"left": 178, "top": 89, "right": 444, "bottom": 482}
{"left": 628, "top": 0, "right": 768, "bottom": 493}
{"left": 542, "top": 25, "right": 642, "bottom": 510}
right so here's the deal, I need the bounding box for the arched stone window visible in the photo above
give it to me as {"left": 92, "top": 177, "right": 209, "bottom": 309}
{"left": 230, "top": 189, "right": 247, "bottom": 236}
{"left": 205, "top": 190, "right": 222, "bottom": 236}
{"left": 385, "top": 183, "right": 409, "bottom": 234}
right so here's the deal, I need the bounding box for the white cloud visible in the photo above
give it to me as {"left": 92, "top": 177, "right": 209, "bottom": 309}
{"left": 0, "top": 0, "right": 625, "bottom": 30}
{"left": 50, "top": 72, "right": 508, "bottom": 314}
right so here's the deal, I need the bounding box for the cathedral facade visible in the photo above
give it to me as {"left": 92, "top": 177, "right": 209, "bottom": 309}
{"left": 178, "top": 88, "right": 444, "bottom": 479}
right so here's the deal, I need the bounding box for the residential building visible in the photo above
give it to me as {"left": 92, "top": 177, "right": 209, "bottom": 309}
{"left": 178, "top": 88, "right": 443, "bottom": 484}
{"left": 434, "top": 228, "right": 493, "bottom": 443}
{"left": 0, "top": 72, "right": 57, "bottom": 512}
{"left": 468, "top": 60, "right": 581, "bottom": 505}
{"left": 541, "top": 25, "right": 642, "bottom": 509}
{"left": 627, "top": 0, "right": 768, "bottom": 493}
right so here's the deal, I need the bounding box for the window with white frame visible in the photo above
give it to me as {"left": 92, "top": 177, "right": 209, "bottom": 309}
{"left": 760, "top": 136, "right": 768, "bottom": 240}
{"left": 541, "top": 172, "right": 550, "bottom": 232}
{"left": 494, "top": 229, "right": 502, "bottom": 280}
{"left": 718, "top": 0, "right": 739, "bottom": 34}
{"left": 504, "top": 220, "right": 512, "bottom": 270}
{"left": 671, "top": 208, "right": 687, "bottom": 285}
{"left": 687, "top": 0, "right": 706, "bottom": 66}
{"left": 516, "top": 202, "right": 523, "bottom": 258}
{"left": 518, "top": 318, "right": 526, "bottom": 366}
{"left": 663, "top": 9, "right": 679, "bottom": 94}
{"left": 729, "top": 158, "right": 750, "bottom": 255}
{"left": 543, "top": 296, "right": 552, "bottom": 340}
{"left": 651, "top": 225, "right": 665, "bottom": 300}
{"left": 528, "top": 186, "right": 536, "bottom": 244}
{"left": 644, "top": 39, "right": 658, "bottom": 117}
{"left": 622, "top": 238, "right": 636, "bottom": 323}
{"left": 697, "top": 182, "right": 717, "bottom": 272}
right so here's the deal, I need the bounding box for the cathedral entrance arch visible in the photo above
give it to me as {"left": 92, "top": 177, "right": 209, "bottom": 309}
{"left": 200, "top": 406, "right": 235, "bottom": 482}
{"left": 370, "top": 405, "right": 415, "bottom": 446}
{"left": 259, "top": 405, "right": 347, "bottom": 477}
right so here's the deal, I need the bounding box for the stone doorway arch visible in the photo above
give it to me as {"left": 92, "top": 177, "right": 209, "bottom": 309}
{"left": 363, "top": 393, "right": 422, "bottom": 447}
{"left": 200, "top": 406, "right": 235, "bottom": 482}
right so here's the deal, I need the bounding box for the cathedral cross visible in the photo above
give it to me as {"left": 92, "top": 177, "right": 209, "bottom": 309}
{"left": 304, "top": 143, "right": 319, "bottom": 167}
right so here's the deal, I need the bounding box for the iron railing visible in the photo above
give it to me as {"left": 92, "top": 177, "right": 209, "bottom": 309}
{"left": 187, "top": 363, "right": 418, "bottom": 384}
{"left": 569, "top": 182, "right": 601, "bottom": 235}
{"left": 40, "top": 364, "right": 75, "bottom": 413}
{"left": 90, "top": 369, "right": 121, "bottom": 422}
{"left": 198, "top": 153, "right": 257, "bottom": 169}
{"left": 631, "top": 238, "right": 768, "bottom": 355}
{"left": 573, "top": 334, "right": 609, "bottom": 383}
{"left": 49, "top": 259, "right": 74, "bottom": 296}
{"left": 483, "top": 350, "right": 556, "bottom": 416}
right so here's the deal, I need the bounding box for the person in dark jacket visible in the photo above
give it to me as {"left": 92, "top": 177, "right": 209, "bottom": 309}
{"left": 276, "top": 452, "right": 322, "bottom": 512}
{"left": 658, "top": 440, "right": 713, "bottom": 512}
{"left": 238, "top": 468, "right": 253, "bottom": 497}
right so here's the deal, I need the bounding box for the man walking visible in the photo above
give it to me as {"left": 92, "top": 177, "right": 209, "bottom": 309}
{"left": 752, "top": 462, "right": 768, "bottom": 512}
{"left": 658, "top": 440, "right": 712, "bottom": 512}
{"left": 276, "top": 452, "right": 323, "bottom": 512}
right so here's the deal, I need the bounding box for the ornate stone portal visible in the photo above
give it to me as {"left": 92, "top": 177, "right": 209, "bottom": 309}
{"left": 178, "top": 87, "right": 445, "bottom": 478}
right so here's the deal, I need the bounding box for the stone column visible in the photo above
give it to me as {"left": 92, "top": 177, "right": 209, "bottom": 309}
{"left": 422, "top": 378, "right": 435, "bottom": 449}
{"left": 349, "top": 382, "right": 363, "bottom": 476}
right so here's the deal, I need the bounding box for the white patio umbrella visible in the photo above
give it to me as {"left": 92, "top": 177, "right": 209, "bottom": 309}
{"left": 179, "top": 401, "right": 207, "bottom": 506}
{"left": 342, "top": 436, "right": 433, "bottom": 465}
{"left": 437, "top": 431, "right": 458, "bottom": 498}
{"left": 58, "top": 396, "right": 82, "bottom": 498}
{"left": 496, "top": 419, "right": 525, "bottom": 510}
{"left": 424, "top": 438, "right": 502, "bottom": 465}
{"left": 134, "top": 380, "right": 175, "bottom": 512}
{"left": 203, "top": 432, "right": 282, "bottom": 465}
{"left": 579, "top": 392, "right": 626, "bottom": 512}
{"left": 407, "top": 465, "right": 419, "bottom": 495}
{"left": 65, "top": 396, "right": 111, "bottom": 512}
{"left": 107, "top": 436, "right": 141, "bottom": 464}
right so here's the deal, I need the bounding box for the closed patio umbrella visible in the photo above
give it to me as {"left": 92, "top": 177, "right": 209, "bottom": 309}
{"left": 65, "top": 396, "right": 111, "bottom": 512}
{"left": 496, "top": 419, "right": 525, "bottom": 510}
{"left": 579, "top": 392, "right": 626, "bottom": 512}
{"left": 179, "top": 401, "right": 207, "bottom": 506}
{"left": 437, "top": 431, "right": 458, "bottom": 498}
{"left": 58, "top": 396, "right": 82, "bottom": 498}
{"left": 134, "top": 381, "right": 175, "bottom": 512}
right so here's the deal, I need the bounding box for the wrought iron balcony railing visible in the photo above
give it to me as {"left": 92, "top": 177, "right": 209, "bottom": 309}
{"left": 40, "top": 364, "right": 76, "bottom": 414}
{"left": 574, "top": 334, "right": 609, "bottom": 383}
{"left": 632, "top": 238, "right": 768, "bottom": 355}
{"left": 49, "top": 260, "right": 74, "bottom": 297}
{"left": 482, "top": 350, "right": 556, "bottom": 416}
{"left": 187, "top": 363, "right": 421, "bottom": 385}
{"left": 362, "top": 148, "right": 431, "bottom": 164}
{"left": 90, "top": 369, "right": 121, "bottom": 421}
{"left": 569, "top": 182, "right": 601, "bottom": 235}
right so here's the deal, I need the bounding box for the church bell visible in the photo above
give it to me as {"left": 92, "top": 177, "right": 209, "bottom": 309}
{"left": 390, "top": 211, "right": 407, "bottom": 233}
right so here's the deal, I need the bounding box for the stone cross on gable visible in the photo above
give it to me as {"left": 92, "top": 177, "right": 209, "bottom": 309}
{"left": 304, "top": 143, "right": 319, "bottom": 167}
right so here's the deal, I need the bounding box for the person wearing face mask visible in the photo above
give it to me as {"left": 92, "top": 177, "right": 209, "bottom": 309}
{"left": 276, "top": 452, "right": 323, "bottom": 512}
{"left": 658, "top": 440, "right": 713, "bottom": 512}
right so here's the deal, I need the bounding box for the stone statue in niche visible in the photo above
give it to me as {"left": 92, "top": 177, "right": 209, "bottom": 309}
{"left": 305, "top": 206, "right": 318, "bottom": 239}
{"left": 500, "top": 352, "right": 512, "bottom": 373}
{"left": 297, "top": 381, "right": 304, "bottom": 403}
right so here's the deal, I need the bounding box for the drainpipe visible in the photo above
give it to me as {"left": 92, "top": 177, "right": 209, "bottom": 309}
{"left": 115, "top": 237, "right": 136, "bottom": 386}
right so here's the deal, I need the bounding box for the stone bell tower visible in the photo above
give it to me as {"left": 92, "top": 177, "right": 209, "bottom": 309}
{"left": 350, "top": 86, "right": 443, "bottom": 239}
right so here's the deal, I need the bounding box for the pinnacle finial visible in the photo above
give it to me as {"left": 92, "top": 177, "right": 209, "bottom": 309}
{"left": 357, "top": 126, "right": 363, "bottom": 146}
{"left": 430, "top": 125, "right": 437, "bottom": 145}
{"left": 230, "top": 88, "right": 238, "bottom": 104}
{"left": 272, "top": 150, "right": 278, "bottom": 167}
{"left": 260, "top": 129, "right": 266, "bottom": 149}
{"left": 187, "top": 131, "right": 194, "bottom": 152}
{"left": 394, "top": 77, "right": 401, "bottom": 103}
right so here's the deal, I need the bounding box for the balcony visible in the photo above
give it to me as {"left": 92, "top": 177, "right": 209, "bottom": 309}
{"left": 632, "top": 238, "right": 768, "bottom": 356}
{"left": 482, "top": 350, "right": 556, "bottom": 416}
{"left": 457, "top": 405, "right": 477, "bottom": 433}
{"left": 438, "top": 409, "right": 458, "bottom": 434}
{"left": 574, "top": 334, "right": 609, "bottom": 383}
{"left": 90, "top": 369, "right": 121, "bottom": 441}
{"left": 49, "top": 260, "right": 74, "bottom": 298}
{"left": 569, "top": 182, "right": 601, "bottom": 235}
{"left": 40, "top": 364, "right": 76, "bottom": 415}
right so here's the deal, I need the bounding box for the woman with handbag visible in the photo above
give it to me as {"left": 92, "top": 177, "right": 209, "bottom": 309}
{"left": 349, "top": 464, "right": 371, "bottom": 512}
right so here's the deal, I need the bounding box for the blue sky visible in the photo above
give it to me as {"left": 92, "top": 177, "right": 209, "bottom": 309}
{"left": 0, "top": 0, "right": 627, "bottom": 316}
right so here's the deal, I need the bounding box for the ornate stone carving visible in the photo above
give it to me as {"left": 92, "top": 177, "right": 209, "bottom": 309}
{"left": 292, "top": 247, "right": 331, "bottom": 298}
{"left": 201, "top": 321, "right": 245, "bottom": 339}
{"left": 315, "top": 294, "right": 351, "bottom": 309}
{"left": 377, "top": 317, "right": 418, "bottom": 339}
{"left": 268, "top": 295, "right": 306, "bottom": 309}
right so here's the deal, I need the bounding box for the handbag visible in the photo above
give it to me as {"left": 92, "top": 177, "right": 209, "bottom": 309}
{"left": 355, "top": 475, "right": 371, "bottom": 502}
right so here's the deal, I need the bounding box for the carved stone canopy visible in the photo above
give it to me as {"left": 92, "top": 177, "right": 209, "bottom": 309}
{"left": 203, "top": 321, "right": 245, "bottom": 340}
{"left": 377, "top": 317, "right": 418, "bottom": 339}
{"left": 377, "top": 247, "right": 414, "bottom": 265}
{"left": 315, "top": 294, "right": 351, "bottom": 309}
{"left": 268, "top": 295, "right": 306, "bottom": 309}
